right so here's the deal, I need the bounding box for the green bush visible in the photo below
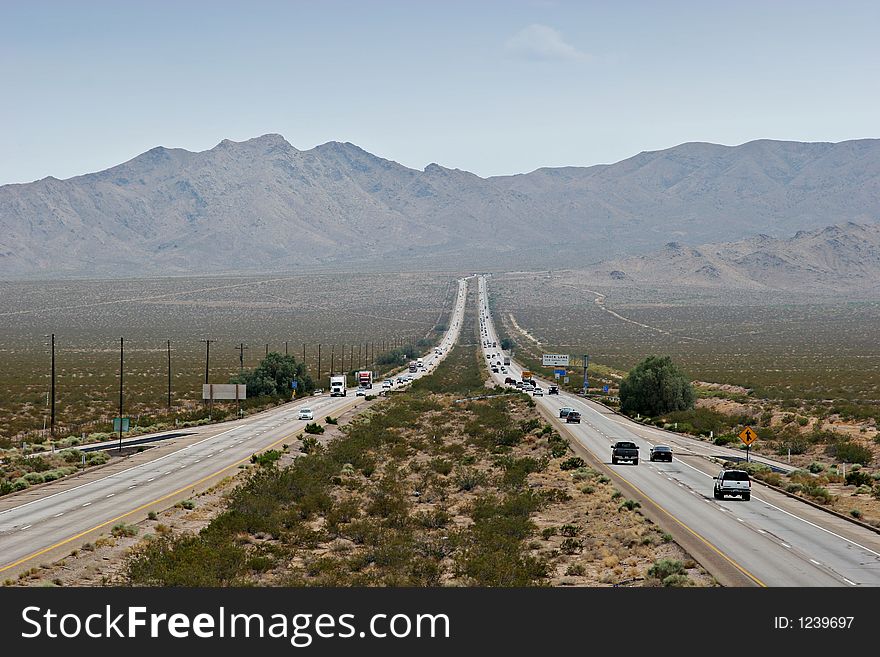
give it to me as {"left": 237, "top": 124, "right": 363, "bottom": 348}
{"left": 559, "top": 457, "right": 585, "bottom": 471}
{"left": 620, "top": 356, "right": 695, "bottom": 416}
{"left": 453, "top": 467, "right": 488, "bottom": 492}
{"left": 846, "top": 471, "right": 873, "bottom": 487}
{"left": 807, "top": 462, "right": 825, "bottom": 473}
{"left": 176, "top": 499, "right": 196, "bottom": 510}
{"left": 300, "top": 436, "right": 320, "bottom": 453}
{"left": 429, "top": 458, "right": 453, "bottom": 476}
{"left": 827, "top": 441, "right": 872, "bottom": 465}
{"left": 325, "top": 416, "right": 338, "bottom": 425}
{"left": 111, "top": 523, "right": 139, "bottom": 538}
{"left": 304, "top": 423, "right": 325, "bottom": 435}
{"left": 647, "top": 558, "right": 685, "bottom": 580}
{"left": 619, "top": 499, "right": 641, "bottom": 512}
{"left": 251, "top": 450, "right": 282, "bottom": 467}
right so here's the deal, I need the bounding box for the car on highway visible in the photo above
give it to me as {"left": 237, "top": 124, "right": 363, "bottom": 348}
{"left": 649, "top": 445, "right": 673, "bottom": 462}
{"left": 382, "top": 380, "right": 392, "bottom": 389}
{"left": 611, "top": 441, "right": 639, "bottom": 465}
{"left": 565, "top": 411, "right": 581, "bottom": 423}
{"left": 312, "top": 388, "right": 323, "bottom": 395}
{"left": 532, "top": 387, "right": 543, "bottom": 396}
{"left": 395, "top": 377, "right": 405, "bottom": 384}
{"left": 298, "top": 408, "right": 314, "bottom": 420}
{"left": 355, "top": 386, "right": 367, "bottom": 396}
{"left": 559, "top": 407, "right": 575, "bottom": 418}
{"left": 548, "top": 385, "right": 559, "bottom": 395}
{"left": 713, "top": 469, "right": 751, "bottom": 501}
{"left": 505, "top": 377, "right": 517, "bottom": 385}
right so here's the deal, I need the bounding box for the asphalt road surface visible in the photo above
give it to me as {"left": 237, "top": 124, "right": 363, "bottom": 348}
{"left": 477, "top": 275, "right": 880, "bottom": 587}
{"left": 0, "top": 278, "right": 470, "bottom": 577}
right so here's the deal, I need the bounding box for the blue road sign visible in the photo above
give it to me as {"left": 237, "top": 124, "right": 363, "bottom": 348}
{"left": 554, "top": 368, "right": 566, "bottom": 378}
{"left": 290, "top": 380, "right": 298, "bottom": 389}
{"left": 603, "top": 385, "right": 609, "bottom": 393}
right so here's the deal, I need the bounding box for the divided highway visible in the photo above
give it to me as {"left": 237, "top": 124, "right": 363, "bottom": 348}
{"left": 477, "top": 275, "right": 880, "bottom": 586}
{"left": 0, "top": 278, "right": 470, "bottom": 577}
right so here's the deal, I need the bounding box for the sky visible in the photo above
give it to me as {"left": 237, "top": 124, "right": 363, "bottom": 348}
{"left": 2, "top": 0, "right": 879, "bottom": 184}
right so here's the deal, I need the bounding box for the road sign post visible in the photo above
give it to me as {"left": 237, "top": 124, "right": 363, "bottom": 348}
{"left": 739, "top": 426, "right": 758, "bottom": 462}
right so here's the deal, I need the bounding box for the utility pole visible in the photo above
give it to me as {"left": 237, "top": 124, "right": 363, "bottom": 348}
{"left": 265, "top": 343, "right": 269, "bottom": 358}
{"left": 302, "top": 343, "right": 306, "bottom": 369}
{"left": 358, "top": 344, "right": 362, "bottom": 369}
{"left": 284, "top": 340, "right": 288, "bottom": 357}
{"left": 46, "top": 333, "right": 55, "bottom": 438}
{"left": 341, "top": 344, "right": 345, "bottom": 376}
{"left": 118, "top": 337, "right": 124, "bottom": 451}
{"left": 350, "top": 345, "right": 354, "bottom": 373}
{"left": 318, "top": 344, "right": 322, "bottom": 386}
{"left": 201, "top": 339, "right": 214, "bottom": 384}
{"left": 582, "top": 354, "right": 589, "bottom": 393}
{"left": 235, "top": 343, "right": 248, "bottom": 373}
{"left": 371, "top": 341, "right": 375, "bottom": 368}
{"left": 167, "top": 339, "right": 172, "bottom": 410}
{"left": 331, "top": 344, "right": 335, "bottom": 375}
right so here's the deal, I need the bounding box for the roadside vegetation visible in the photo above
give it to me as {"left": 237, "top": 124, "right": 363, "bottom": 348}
{"left": 121, "top": 287, "right": 708, "bottom": 587}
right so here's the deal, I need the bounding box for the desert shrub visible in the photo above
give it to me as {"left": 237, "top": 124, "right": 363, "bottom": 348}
{"left": 453, "top": 467, "right": 488, "bottom": 492}
{"left": 175, "top": 499, "right": 196, "bottom": 510}
{"left": 662, "top": 574, "right": 691, "bottom": 587}
{"left": 300, "top": 436, "right": 320, "bottom": 454}
{"left": 304, "top": 423, "right": 325, "bottom": 435}
{"left": 429, "top": 458, "right": 453, "bottom": 476}
{"left": 714, "top": 435, "right": 738, "bottom": 446}
{"left": 325, "top": 416, "right": 338, "bottom": 425}
{"left": 111, "top": 523, "right": 139, "bottom": 538}
{"left": 619, "top": 499, "right": 641, "bottom": 512}
{"left": 251, "top": 450, "right": 282, "bottom": 467}
{"left": 560, "top": 538, "right": 583, "bottom": 554}
{"left": 147, "top": 511, "right": 158, "bottom": 520}
{"left": 803, "top": 485, "right": 832, "bottom": 504}
{"left": 620, "top": 356, "right": 695, "bottom": 416}
{"left": 807, "top": 462, "right": 825, "bottom": 473}
{"left": 846, "top": 470, "right": 874, "bottom": 487}
{"left": 850, "top": 509, "right": 863, "bottom": 519}
{"left": 826, "top": 441, "right": 872, "bottom": 465}
{"left": 565, "top": 564, "right": 586, "bottom": 576}
{"left": 647, "top": 558, "right": 685, "bottom": 580}
{"left": 559, "top": 457, "right": 585, "bottom": 471}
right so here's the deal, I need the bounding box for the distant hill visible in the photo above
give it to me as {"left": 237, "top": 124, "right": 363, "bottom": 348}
{"left": 588, "top": 222, "right": 880, "bottom": 295}
{"left": 1, "top": 134, "right": 878, "bottom": 278}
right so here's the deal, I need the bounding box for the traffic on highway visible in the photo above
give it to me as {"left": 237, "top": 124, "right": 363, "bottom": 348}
{"left": 0, "top": 279, "right": 470, "bottom": 578}
{"left": 476, "top": 275, "right": 880, "bottom": 587}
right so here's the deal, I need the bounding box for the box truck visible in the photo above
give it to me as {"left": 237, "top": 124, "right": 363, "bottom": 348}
{"left": 357, "top": 370, "right": 373, "bottom": 389}
{"left": 330, "top": 375, "right": 347, "bottom": 397}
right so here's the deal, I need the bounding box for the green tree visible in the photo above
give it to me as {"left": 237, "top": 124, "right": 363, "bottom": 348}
{"left": 619, "top": 356, "right": 694, "bottom": 416}
{"left": 230, "top": 353, "right": 314, "bottom": 398}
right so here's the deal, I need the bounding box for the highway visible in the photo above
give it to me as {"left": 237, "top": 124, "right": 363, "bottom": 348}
{"left": 0, "top": 278, "right": 470, "bottom": 577}
{"left": 477, "top": 275, "right": 880, "bottom": 587}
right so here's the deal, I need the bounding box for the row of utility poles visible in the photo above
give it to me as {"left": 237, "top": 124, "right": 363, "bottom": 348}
{"left": 42, "top": 335, "right": 423, "bottom": 438}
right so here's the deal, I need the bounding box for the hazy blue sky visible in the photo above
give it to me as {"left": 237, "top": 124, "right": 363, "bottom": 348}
{"left": 2, "top": 0, "right": 878, "bottom": 184}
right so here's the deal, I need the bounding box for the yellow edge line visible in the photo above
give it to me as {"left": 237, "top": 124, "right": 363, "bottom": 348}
{"left": 550, "top": 413, "right": 767, "bottom": 587}
{"left": 610, "top": 467, "right": 767, "bottom": 587}
{"left": 0, "top": 428, "right": 303, "bottom": 574}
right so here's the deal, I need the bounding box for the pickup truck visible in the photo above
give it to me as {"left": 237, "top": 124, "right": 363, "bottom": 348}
{"left": 713, "top": 469, "right": 751, "bottom": 501}
{"left": 611, "top": 441, "right": 639, "bottom": 465}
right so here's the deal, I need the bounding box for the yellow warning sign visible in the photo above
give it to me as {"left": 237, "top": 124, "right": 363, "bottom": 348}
{"left": 739, "top": 426, "right": 758, "bottom": 446}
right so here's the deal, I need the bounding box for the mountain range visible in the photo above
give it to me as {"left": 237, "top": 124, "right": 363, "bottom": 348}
{"left": 587, "top": 222, "right": 880, "bottom": 296}
{"left": 1, "top": 134, "right": 878, "bottom": 278}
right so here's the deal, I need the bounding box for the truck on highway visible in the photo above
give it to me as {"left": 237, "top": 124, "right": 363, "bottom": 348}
{"left": 357, "top": 370, "right": 373, "bottom": 389}
{"left": 329, "top": 375, "right": 347, "bottom": 397}
{"left": 503, "top": 355, "right": 511, "bottom": 366}
{"left": 521, "top": 370, "right": 533, "bottom": 383}
{"left": 713, "top": 469, "right": 751, "bottom": 501}
{"left": 409, "top": 360, "right": 418, "bottom": 373}
{"left": 611, "top": 441, "right": 639, "bottom": 465}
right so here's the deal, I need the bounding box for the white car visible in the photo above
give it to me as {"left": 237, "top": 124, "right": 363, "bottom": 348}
{"left": 298, "top": 408, "right": 314, "bottom": 420}
{"left": 532, "top": 387, "right": 544, "bottom": 396}
{"left": 382, "top": 380, "right": 393, "bottom": 388}
{"left": 355, "top": 386, "right": 367, "bottom": 396}
{"left": 312, "top": 388, "right": 323, "bottom": 396}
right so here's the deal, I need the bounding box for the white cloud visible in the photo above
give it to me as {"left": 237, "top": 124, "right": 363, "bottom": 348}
{"left": 505, "top": 24, "right": 590, "bottom": 63}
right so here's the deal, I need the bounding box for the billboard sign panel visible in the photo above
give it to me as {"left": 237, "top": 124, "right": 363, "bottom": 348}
{"left": 202, "top": 384, "right": 247, "bottom": 400}
{"left": 542, "top": 354, "right": 570, "bottom": 367}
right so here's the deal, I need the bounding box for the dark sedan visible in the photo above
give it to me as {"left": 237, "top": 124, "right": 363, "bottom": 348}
{"left": 649, "top": 445, "right": 673, "bottom": 462}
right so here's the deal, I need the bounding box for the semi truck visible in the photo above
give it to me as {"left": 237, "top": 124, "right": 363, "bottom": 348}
{"left": 409, "top": 361, "right": 418, "bottom": 373}
{"left": 503, "top": 355, "right": 511, "bottom": 366}
{"left": 330, "top": 375, "right": 347, "bottom": 397}
{"left": 357, "top": 370, "right": 373, "bottom": 389}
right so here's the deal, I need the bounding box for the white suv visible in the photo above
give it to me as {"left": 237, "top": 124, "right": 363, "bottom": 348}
{"left": 713, "top": 469, "right": 751, "bottom": 501}
{"left": 298, "top": 408, "right": 314, "bottom": 421}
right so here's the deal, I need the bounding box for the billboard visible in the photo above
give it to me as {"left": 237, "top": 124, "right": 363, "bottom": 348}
{"left": 202, "top": 384, "right": 247, "bottom": 400}
{"left": 542, "top": 354, "right": 570, "bottom": 367}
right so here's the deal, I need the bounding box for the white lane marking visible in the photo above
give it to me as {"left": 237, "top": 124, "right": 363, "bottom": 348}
{"left": 782, "top": 543, "right": 791, "bottom": 549}
{"left": 82, "top": 502, "right": 91, "bottom": 507}
{"left": 20, "top": 524, "right": 32, "bottom": 531}
{"left": 810, "top": 559, "right": 821, "bottom": 565}
{"left": 106, "top": 493, "right": 114, "bottom": 498}
{"left": 128, "top": 485, "right": 136, "bottom": 489}
{"left": 147, "top": 478, "right": 154, "bottom": 482}
{"left": 164, "top": 471, "right": 171, "bottom": 476}
{"left": 668, "top": 452, "right": 880, "bottom": 559}
{"left": 758, "top": 529, "right": 767, "bottom": 534}
{"left": 53, "top": 512, "right": 64, "bottom": 518}
{"left": 195, "top": 460, "right": 201, "bottom": 463}
{"left": 736, "top": 518, "right": 744, "bottom": 522}
{"left": 844, "top": 578, "right": 856, "bottom": 586}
